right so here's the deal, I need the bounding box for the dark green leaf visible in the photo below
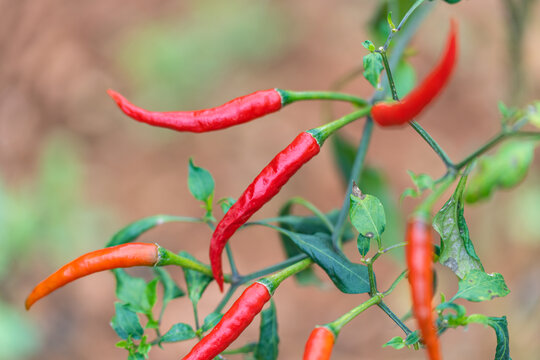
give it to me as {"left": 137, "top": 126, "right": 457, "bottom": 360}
{"left": 466, "top": 315, "right": 510, "bottom": 360}
{"left": 201, "top": 312, "right": 223, "bottom": 333}
{"left": 363, "top": 52, "right": 384, "bottom": 88}
{"left": 113, "top": 269, "right": 156, "bottom": 314}
{"left": 465, "top": 141, "right": 536, "bottom": 203}
{"left": 254, "top": 300, "right": 279, "bottom": 360}
{"left": 273, "top": 227, "right": 370, "bottom": 294}
{"left": 454, "top": 270, "right": 510, "bottom": 302}
{"left": 161, "top": 323, "right": 196, "bottom": 343}
{"left": 349, "top": 190, "right": 386, "bottom": 248}
{"left": 106, "top": 215, "right": 199, "bottom": 247}
{"left": 357, "top": 234, "right": 371, "bottom": 256}
{"left": 154, "top": 267, "right": 185, "bottom": 308}
{"left": 111, "top": 302, "right": 144, "bottom": 340}
{"left": 433, "top": 173, "right": 484, "bottom": 279}
{"left": 181, "top": 251, "right": 213, "bottom": 306}
{"left": 188, "top": 158, "right": 215, "bottom": 203}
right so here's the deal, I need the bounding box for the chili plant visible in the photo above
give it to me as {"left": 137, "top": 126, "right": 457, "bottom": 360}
{"left": 25, "top": 1, "right": 540, "bottom": 359}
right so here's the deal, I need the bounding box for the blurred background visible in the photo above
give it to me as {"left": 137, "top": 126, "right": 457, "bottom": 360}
{"left": 1, "top": 0, "right": 540, "bottom": 359}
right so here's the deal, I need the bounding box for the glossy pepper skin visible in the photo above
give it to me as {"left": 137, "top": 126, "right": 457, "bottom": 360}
{"left": 371, "top": 19, "right": 458, "bottom": 126}
{"left": 303, "top": 326, "right": 336, "bottom": 360}
{"left": 210, "top": 132, "right": 321, "bottom": 290}
{"left": 107, "top": 89, "right": 283, "bottom": 133}
{"left": 406, "top": 218, "right": 441, "bottom": 360}
{"left": 25, "top": 243, "right": 159, "bottom": 310}
{"left": 182, "top": 282, "right": 271, "bottom": 360}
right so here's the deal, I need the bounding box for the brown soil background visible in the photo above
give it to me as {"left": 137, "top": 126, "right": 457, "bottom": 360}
{"left": 2, "top": 0, "right": 540, "bottom": 359}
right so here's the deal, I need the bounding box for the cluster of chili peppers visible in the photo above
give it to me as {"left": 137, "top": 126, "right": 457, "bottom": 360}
{"left": 26, "top": 18, "right": 459, "bottom": 360}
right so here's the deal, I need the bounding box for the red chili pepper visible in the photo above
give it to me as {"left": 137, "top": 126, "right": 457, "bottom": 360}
{"left": 303, "top": 326, "right": 336, "bottom": 360}
{"left": 107, "top": 89, "right": 283, "bottom": 133}
{"left": 182, "top": 281, "right": 271, "bottom": 360}
{"left": 371, "top": 19, "right": 458, "bottom": 126}
{"left": 406, "top": 217, "right": 441, "bottom": 360}
{"left": 210, "top": 131, "right": 321, "bottom": 290}
{"left": 25, "top": 243, "right": 159, "bottom": 310}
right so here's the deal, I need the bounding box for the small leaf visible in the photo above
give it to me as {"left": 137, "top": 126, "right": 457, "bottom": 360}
{"left": 145, "top": 279, "right": 158, "bottom": 312}
{"left": 404, "top": 331, "right": 420, "bottom": 346}
{"left": 387, "top": 11, "right": 396, "bottom": 30}
{"left": 136, "top": 336, "right": 151, "bottom": 358}
{"left": 188, "top": 158, "right": 215, "bottom": 203}
{"left": 153, "top": 267, "right": 185, "bottom": 308}
{"left": 466, "top": 315, "right": 510, "bottom": 360}
{"left": 218, "top": 197, "right": 236, "bottom": 214}
{"left": 433, "top": 173, "right": 484, "bottom": 279}
{"left": 161, "top": 323, "right": 196, "bottom": 343}
{"left": 383, "top": 336, "right": 405, "bottom": 349}
{"left": 357, "top": 234, "right": 370, "bottom": 256}
{"left": 106, "top": 215, "right": 199, "bottom": 247}
{"left": 363, "top": 52, "right": 384, "bottom": 88}
{"left": 201, "top": 312, "right": 223, "bottom": 333}
{"left": 362, "top": 40, "right": 376, "bottom": 52}
{"left": 271, "top": 227, "right": 370, "bottom": 294}
{"left": 454, "top": 270, "right": 510, "bottom": 302}
{"left": 349, "top": 189, "right": 386, "bottom": 249}
{"left": 111, "top": 302, "right": 144, "bottom": 340}
{"left": 113, "top": 269, "right": 155, "bottom": 314}
{"left": 254, "top": 300, "right": 279, "bottom": 360}
{"left": 181, "top": 251, "right": 213, "bottom": 306}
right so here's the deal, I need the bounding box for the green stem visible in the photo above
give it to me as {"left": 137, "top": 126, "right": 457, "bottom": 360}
{"left": 371, "top": 242, "right": 407, "bottom": 262}
{"left": 308, "top": 107, "right": 372, "bottom": 145}
{"left": 367, "top": 260, "right": 377, "bottom": 296}
{"left": 331, "top": 118, "right": 374, "bottom": 250}
{"left": 382, "top": 269, "right": 408, "bottom": 296}
{"left": 328, "top": 294, "right": 382, "bottom": 334}
{"left": 415, "top": 173, "right": 457, "bottom": 215}
{"left": 241, "top": 253, "right": 308, "bottom": 284}
{"left": 278, "top": 89, "right": 368, "bottom": 107}
{"left": 260, "top": 258, "right": 313, "bottom": 294}
{"left": 158, "top": 248, "right": 232, "bottom": 283}
{"left": 192, "top": 303, "right": 200, "bottom": 330}
{"left": 382, "top": 0, "right": 426, "bottom": 51}
{"left": 379, "top": 51, "right": 399, "bottom": 100}
{"left": 225, "top": 243, "right": 239, "bottom": 279}
{"left": 378, "top": 301, "right": 412, "bottom": 336}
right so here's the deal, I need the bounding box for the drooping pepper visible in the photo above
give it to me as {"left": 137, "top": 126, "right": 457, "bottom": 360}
{"left": 303, "top": 326, "right": 336, "bottom": 360}
{"left": 182, "top": 282, "right": 271, "bottom": 360}
{"left": 25, "top": 243, "right": 160, "bottom": 309}
{"left": 406, "top": 216, "right": 441, "bottom": 360}
{"left": 371, "top": 19, "right": 458, "bottom": 126}
{"left": 209, "top": 108, "right": 371, "bottom": 290}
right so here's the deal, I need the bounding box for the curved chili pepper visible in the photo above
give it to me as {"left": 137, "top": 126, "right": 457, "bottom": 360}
{"left": 182, "top": 281, "right": 271, "bottom": 360}
{"left": 303, "top": 326, "right": 336, "bottom": 360}
{"left": 210, "top": 131, "right": 321, "bottom": 290}
{"left": 406, "top": 217, "right": 441, "bottom": 360}
{"left": 108, "top": 89, "right": 283, "bottom": 133}
{"left": 25, "top": 243, "right": 159, "bottom": 310}
{"left": 371, "top": 19, "right": 458, "bottom": 126}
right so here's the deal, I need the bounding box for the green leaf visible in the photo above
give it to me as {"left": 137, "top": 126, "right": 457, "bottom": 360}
{"left": 357, "top": 234, "right": 371, "bottom": 256}
{"left": 181, "top": 252, "right": 213, "bottom": 306}
{"left": 402, "top": 171, "right": 435, "bottom": 200}
{"left": 136, "top": 336, "right": 152, "bottom": 358}
{"left": 154, "top": 267, "right": 185, "bottom": 308}
{"left": 454, "top": 270, "right": 510, "bottom": 302}
{"left": 433, "top": 173, "right": 484, "bottom": 279}
{"left": 383, "top": 336, "right": 405, "bottom": 349}
{"left": 465, "top": 140, "right": 536, "bottom": 203}
{"left": 363, "top": 52, "right": 384, "bottom": 88}
{"left": 201, "top": 312, "right": 223, "bottom": 333}
{"left": 111, "top": 302, "right": 144, "bottom": 340}
{"left": 362, "top": 40, "right": 376, "bottom": 52}
{"left": 113, "top": 269, "right": 156, "bottom": 314}
{"left": 466, "top": 315, "right": 510, "bottom": 360}
{"left": 188, "top": 158, "right": 215, "bottom": 204}
{"left": 106, "top": 215, "right": 200, "bottom": 247}
{"left": 404, "top": 331, "right": 420, "bottom": 346}
{"left": 349, "top": 189, "right": 386, "bottom": 249}
{"left": 128, "top": 352, "right": 146, "bottom": 360}
{"left": 218, "top": 197, "right": 236, "bottom": 214}
{"left": 393, "top": 59, "right": 417, "bottom": 99}
{"left": 254, "top": 300, "right": 279, "bottom": 360}
{"left": 272, "top": 227, "right": 370, "bottom": 294}
{"left": 387, "top": 11, "right": 396, "bottom": 31}
{"left": 160, "top": 323, "right": 196, "bottom": 343}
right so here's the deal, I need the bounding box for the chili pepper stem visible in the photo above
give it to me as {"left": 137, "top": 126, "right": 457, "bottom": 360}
{"left": 240, "top": 253, "right": 308, "bottom": 284}
{"left": 308, "top": 107, "right": 372, "bottom": 145}
{"left": 382, "top": 0, "right": 426, "bottom": 51}
{"left": 259, "top": 258, "right": 313, "bottom": 294}
{"left": 328, "top": 294, "right": 382, "bottom": 334}
{"left": 159, "top": 249, "right": 232, "bottom": 283}
{"left": 277, "top": 89, "right": 368, "bottom": 107}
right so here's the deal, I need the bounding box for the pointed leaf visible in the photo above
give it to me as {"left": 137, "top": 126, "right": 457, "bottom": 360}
{"left": 161, "top": 323, "right": 196, "bottom": 343}
{"left": 113, "top": 269, "right": 156, "bottom": 314}
{"left": 454, "top": 270, "right": 510, "bottom": 302}
{"left": 254, "top": 300, "right": 279, "bottom": 360}
{"left": 363, "top": 52, "right": 384, "bottom": 88}
{"left": 181, "top": 251, "right": 213, "bottom": 306}
{"left": 349, "top": 190, "right": 386, "bottom": 249}
{"left": 111, "top": 302, "right": 144, "bottom": 340}
{"left": 188, "top": 158, "right": 215, "bottom": 203}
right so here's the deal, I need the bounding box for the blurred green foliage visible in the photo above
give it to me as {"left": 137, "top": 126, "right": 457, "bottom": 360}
{"left": 0, "top": 133, "right": 116, "bottom": 359}
{"left": 116, "top": 0, "right": 292, "bottom": 109}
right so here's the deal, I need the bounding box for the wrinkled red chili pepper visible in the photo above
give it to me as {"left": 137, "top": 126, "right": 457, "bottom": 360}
{"left": 210, "top": 131, "right": 321, "bottom": 290}
{"left": 25, "top": 243, "right": 159, "bottom": 310}
{"left": 371, "top": 19, "right": 458, "bottom": 126}
{"left": 406, "top": 216, "right": 441, "bottom": 360}
{"left": 182, "top": 281, "right": 271, "bottom": 360}
{"left": 108, "top": 89, "right": 283, "bottom": 133}
{"left": 303, "top": 326, "right": 336, "bottom": 360}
